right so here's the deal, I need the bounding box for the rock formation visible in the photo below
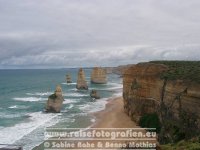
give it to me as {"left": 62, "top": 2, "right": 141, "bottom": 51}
{"left": 91, "top": 67, "right": 107, "bottom": 84}
{"left": 90, "top": 90, "right": 100, "bottom": 99}
{"left": 45, "top": 85, "right": 64, "bottom": 113}
{"left": 123, "top": 62, "right": 200, "bottom": 143}
{"left": 76, "top": 68, "right": 88, "bottom": 90}
{"left": 66, "top": 74, "right": 72, "bottom": 83}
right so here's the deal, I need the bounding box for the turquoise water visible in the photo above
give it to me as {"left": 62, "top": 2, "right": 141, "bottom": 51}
{"left": 0, "top": 69, "right": 122, "bottom": 150}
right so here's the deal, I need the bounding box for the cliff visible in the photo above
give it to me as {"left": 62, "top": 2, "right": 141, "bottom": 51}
{"left": 45, "top": 85, "right": 64, "bottom": 113}
{"left": 123, "top": 62, "right": 200, "bottom": 143}
{"left": 91, "top": 67, "right": 107, "bottom": 84}
{"left": 76, "top": 68, "right": 88, "bottom": 90}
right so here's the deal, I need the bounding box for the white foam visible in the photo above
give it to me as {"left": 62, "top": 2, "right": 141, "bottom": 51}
{"left": 91, "top": 118, "right": 96, "bottom": 123}
{"left": 0, "top": 112, "right": 24, "bottom": 119}
{"left": 79, "top": 98, "right": 108, "bottom": 113}
{"left": 61, "top": 82, "right": 76, "bottom": 85}
{"left": 26, "top": 92, "right": 53, "bottom": 96}
{"left": 68, "top": 104, "right": 74, "bottom": 109}
{"left": 63, "top": 92, "right": 88, "bottom": 97}
{"left": 63, "top": 99, "right": 77, "bottom": 104}
{"left": 13, "top": 97, "right": 46, "bottom": 102}
{"left": 8, "top": 105, "right": 18, "bottom": 109}
{"left": 0, "top": 112, "right": 58, "bottom": 144}
{"left": 113, "top": 92, "right": 122, "bottom": 97}
{"left": 105, "top": 85, "right": 123, "bottom": 90}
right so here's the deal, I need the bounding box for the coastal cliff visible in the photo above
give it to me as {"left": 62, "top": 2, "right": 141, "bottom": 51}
{"left": 76, "top": 68, "right": 88, "bottom": 90}
{"left": 45, "top": 85, "right": 64, "bottom": 113}
{"left": 123, "top": 62, "right": 200, "bottom": 143}
{"left": 91, "top": 67, "right": 107, "bottom": 84}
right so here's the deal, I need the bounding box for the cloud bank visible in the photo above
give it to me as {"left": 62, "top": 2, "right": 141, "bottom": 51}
{"left": 0, "top": 0, "right": 200, "bottom": 68}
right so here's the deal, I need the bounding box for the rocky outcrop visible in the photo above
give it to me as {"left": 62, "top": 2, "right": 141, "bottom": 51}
{"left": 123, "top": 62, "right": 200, "bottom": 142}
{"left": 66, "top": 74, "right": 72, "bottom": 83}
{"left": 91, "top": 67, "right": 107, "bottom": 84}
{"left": 90, "top": 90, "right": 100, "bottom": 99}
{"left": 45, "top": 85, "right": 64, "bottom": 113}
{"left": 76, "top": 68, "right": 88, "bottom": 90}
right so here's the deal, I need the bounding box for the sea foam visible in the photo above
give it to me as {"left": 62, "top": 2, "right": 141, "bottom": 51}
{"left": 13, "top": 97, "right": 46, "bottom": 102}
{"left": 0, "top": 112, "right": 58, "bottom": 144}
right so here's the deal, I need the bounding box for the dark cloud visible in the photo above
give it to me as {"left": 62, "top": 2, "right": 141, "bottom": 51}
{"left": 0, "top": 0, "right": 200, "bottom": 68}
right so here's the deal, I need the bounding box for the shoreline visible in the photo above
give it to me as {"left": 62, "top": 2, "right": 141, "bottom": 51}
{"left": 91, "top": 96, "right": 138, "bottom": 128}
{"left": 33, "top": 96, "right": 141, "bottom": 150}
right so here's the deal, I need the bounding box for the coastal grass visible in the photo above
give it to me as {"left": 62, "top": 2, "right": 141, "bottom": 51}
{"left": 150, "top": 61, "right": 200, "bottom": 83}
{"left": 161, "top": 139, "right": 200, "bottom": 150}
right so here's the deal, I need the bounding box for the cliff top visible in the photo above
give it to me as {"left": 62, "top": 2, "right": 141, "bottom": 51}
{"left": 150, "top": 61, "right": 200, "bottom": 83}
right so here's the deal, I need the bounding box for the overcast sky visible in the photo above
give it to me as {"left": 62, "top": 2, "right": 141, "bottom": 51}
{"left": 0, "top": 0, "right": 200, "bottom": 69}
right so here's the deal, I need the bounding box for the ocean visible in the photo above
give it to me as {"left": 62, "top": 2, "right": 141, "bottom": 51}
{"left": 0, "top": 68, "right": 122, "bottom": 150}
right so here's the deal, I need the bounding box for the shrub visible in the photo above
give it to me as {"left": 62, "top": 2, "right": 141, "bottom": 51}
{"left": 139, "top": 113, "right": 161, "bottom": 133}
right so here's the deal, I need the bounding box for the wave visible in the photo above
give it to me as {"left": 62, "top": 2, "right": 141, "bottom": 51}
{"left": 79, "top": 98, "right": 108, "bottom": 113}
{"left": 13, "top": 97, "right": 46, "bottom": 102}
{"left": 103, "top": 85, "right": 123, "bottom": 90}
{"left": 8, "top": 105, "right": 18, "bottom": 109}
{"left": 63, "top": 92, "right": 88, "bottom": 97}
{"left": 0, "top": 112, "right": 25, "bottom": 119}
{"left": 113, "top": 92, "right": 122, "bottom": 97}
{"left": 0, "top": 112, "right": 59, "bottom": 144}
{"left": 68, "top": 104, "right": 74, "bottom": 109}
{"left": 61, "top": 82, "right": 76, "bottom": 85}
{"left": 8, "top": 105, "right": 30, "bottom": 109}
{"left": 26, "top": 92, "right": 53, "bottom": 96}
{"left": 63, "top": 99, "right": 77, "bottom": 104}
{"left": 90, "top": 118, "right": 96, "bottom": 123}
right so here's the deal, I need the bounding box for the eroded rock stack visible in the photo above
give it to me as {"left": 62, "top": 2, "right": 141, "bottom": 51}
{"left": 91, "top": 67, "right": 107, "bottom": 84}
{"left": 76, "top": 68, "right": 88, "bottom": 90}
{"left": 90, "top": 90, "right": 100, "bottom": 99}
{"left": 66, "top": 74, "right": 72, "bottom": 83}
{"left": 45, "top": 85, "right": 64, "bottom": 113}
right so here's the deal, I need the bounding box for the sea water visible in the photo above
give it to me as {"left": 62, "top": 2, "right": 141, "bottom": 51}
{"left": 0, "top": 68, "right": 122, "bottom": 150}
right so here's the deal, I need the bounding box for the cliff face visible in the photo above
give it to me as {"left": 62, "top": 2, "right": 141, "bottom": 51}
{"left": 76, "top": 68, "right": 88, "bottom": 90}
{"left": 123, "top": 63, "right": 200, "bottom": 137}
{"left": 45, "top": 85, "right": 64, "bottom": 113}
{"left": 91, "top": 67, "right": 107, "bottom": 84}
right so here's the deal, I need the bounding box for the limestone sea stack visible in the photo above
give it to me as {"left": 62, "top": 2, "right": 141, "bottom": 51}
{"left": 76, "top": 68, "right": 88, "bottom": 90}
{"left": 90, "top": 90, "right": 100, "bottom": 99}
{"left": 45, "top": 85, "right": 64, "bottom": 113}
{"left": 66, "top": 74, "right": 72, "bottom": 83}
{"left": 91, "top": 67, "right": 107, "bottom": 84}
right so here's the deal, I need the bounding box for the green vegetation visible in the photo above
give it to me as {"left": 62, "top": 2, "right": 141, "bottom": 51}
{"left": 139, "top": 113, "right": 161, "bottom": 133}
{"left": 150, "top": 61, "right": 200, "bottom": 83}
{"left": 161, "top": 138, "right": 200, "bottom": 150}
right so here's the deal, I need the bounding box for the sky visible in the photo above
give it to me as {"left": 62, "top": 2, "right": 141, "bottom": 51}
{"left": 0, "top": 0, "right": 200, "bottom": 69}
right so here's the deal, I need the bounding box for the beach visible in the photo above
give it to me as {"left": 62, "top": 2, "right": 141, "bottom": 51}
{"left": 33, "top": 96, "right": 137, "bottom": 150}
{"left": 92, "top": 96, "right": 138, "bottom": 128}
{"left": 33, "top": 96, "right": 158, "bottom": 150}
